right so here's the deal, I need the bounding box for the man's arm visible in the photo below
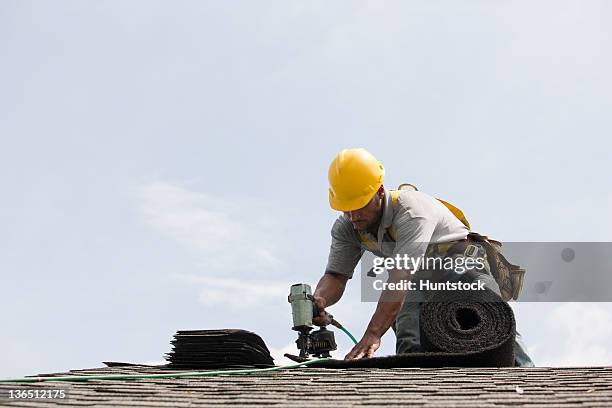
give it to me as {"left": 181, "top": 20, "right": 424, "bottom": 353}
{"left": 312, "top": 272, "right": 349, "bottom": 326}
{"left": 344, "top": 269, "right": 409, "bottom": 359}
{"left": 345, "top": 194, "right": 439, "bottom": 359}
{"left": 316, "top": 216, "right": 360, "bottom": 324}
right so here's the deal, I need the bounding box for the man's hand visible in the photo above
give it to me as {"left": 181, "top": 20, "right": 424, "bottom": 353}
{"left": 344, "top": 269, "right": 408, "bottom": 359}
{"left": 312, "top": 273, "right": 348, "bottom": 326}
{"left": 312, "top": 295, "right": 331, "bottom": 326}
{"left": 344, "top": 331, "right": 381, "bottom": 360}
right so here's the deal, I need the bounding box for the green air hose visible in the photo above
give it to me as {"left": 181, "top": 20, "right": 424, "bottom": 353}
{"left": 332, "top": 319, "right": 359, "bottom": 345}
{"left": 0, "top": 324, "right": 359, "bottom": 383}
{"left": 0, "top": 358, "right": 327, "bottom": 383}
{"left": 339, "top": 325, "right": 358, "bottom": 345}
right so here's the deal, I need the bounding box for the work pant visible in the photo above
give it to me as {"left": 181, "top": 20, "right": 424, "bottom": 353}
{"left": 394, "top": 254, "right": 535, "bottom": 367}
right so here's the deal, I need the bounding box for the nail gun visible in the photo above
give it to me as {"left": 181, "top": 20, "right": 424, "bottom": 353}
{"left": 287, "top": 283, "right": 337, "bottom": 358}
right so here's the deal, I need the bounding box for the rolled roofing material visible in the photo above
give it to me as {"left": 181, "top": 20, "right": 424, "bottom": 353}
{"left": 165, "top": 329, "right": 275, "bottom": 369}
{"left": 314, "top": 289, "right": 516, "bottom": 368}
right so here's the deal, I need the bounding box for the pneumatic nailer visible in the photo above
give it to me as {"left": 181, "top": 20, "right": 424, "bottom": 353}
{"left": 287, "top": 283, "right": 337, "bottom": 358}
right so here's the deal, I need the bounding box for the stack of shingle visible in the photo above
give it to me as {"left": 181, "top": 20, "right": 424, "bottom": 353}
{"left": 165, "top": 329, "right": 275, "bottom": 369}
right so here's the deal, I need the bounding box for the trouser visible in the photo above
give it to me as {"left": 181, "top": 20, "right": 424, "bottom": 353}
{"left": 394, "top": 250, "right": 535, "bottom": 367}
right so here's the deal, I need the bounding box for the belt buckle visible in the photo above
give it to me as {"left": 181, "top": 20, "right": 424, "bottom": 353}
{"left": 464, "top": 244, "right": 480, "bottom": 258}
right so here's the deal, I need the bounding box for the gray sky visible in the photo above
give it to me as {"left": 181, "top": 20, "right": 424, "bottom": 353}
{"left": 1, "top": 0, "right": 611, "bottom": 377}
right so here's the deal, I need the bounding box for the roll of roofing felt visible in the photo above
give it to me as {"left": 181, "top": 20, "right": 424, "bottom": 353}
{"left": 313, "top": 289, "right": 517, "bottom": 368}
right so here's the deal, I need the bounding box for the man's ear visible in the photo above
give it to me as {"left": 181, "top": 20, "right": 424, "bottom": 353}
{"left": 377, "top": 185, "right": 385, "bottom": 197}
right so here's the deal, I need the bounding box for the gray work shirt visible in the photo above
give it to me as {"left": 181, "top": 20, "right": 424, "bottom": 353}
{"left": 325, "top": 188, "right": 469, "bottom": 278}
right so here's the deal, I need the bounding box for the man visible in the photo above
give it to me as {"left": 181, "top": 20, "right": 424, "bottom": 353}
{"left": 313, "top": 148, "right": 534, "bottom": 366}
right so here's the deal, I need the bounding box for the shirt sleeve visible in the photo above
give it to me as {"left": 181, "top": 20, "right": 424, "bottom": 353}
{"left": 325, "top": 217, "right": 363, "bottom": 279}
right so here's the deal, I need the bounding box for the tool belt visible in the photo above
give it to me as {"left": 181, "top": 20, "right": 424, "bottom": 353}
{"left": 427, "top": 233, "right": 525, "bottom": 301}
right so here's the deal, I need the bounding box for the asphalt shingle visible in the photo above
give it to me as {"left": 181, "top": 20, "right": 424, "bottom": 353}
{"left": 2, "top": 365, "right": 612, "bottom": 407}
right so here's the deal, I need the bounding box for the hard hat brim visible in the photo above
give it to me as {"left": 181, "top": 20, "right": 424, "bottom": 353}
{"left": 328, "top": 186, "right": 380, "bottom": 212}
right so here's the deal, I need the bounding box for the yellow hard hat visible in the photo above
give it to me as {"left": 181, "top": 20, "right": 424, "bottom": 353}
{"left": 328, "top": 148, "right": 385, "bottom": 211}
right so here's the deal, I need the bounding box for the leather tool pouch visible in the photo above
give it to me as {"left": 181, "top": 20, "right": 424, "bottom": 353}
{"left": 467, "top": 233, "right": 525, "bottom": 301}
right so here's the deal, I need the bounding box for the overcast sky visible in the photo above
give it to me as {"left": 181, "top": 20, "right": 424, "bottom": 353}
{"left": 1, "top": 0, "right": 611, "bottom": 377}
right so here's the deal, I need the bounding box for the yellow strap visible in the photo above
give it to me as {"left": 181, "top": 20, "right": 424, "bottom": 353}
{"left": 357, "top": 233, "right": 379, "bottom": 251}
{"left": 435, "top": 198, "right": 471, "bottom": 230}
{"left": 392, "top": 186, "right": 471, "bottom": 230}
{"left": 390, "top": 190, "right": 401, "bottom": 207}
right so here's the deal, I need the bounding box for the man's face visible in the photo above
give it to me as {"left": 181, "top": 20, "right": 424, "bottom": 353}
{"left": 344, "top": 189, "right": 384, "bottom": 231}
